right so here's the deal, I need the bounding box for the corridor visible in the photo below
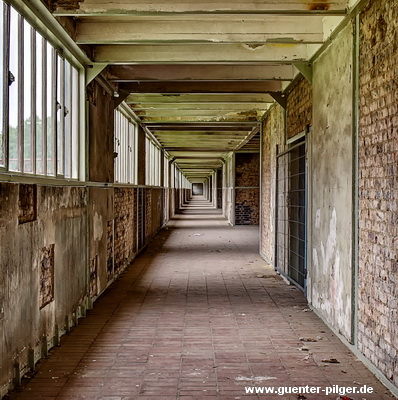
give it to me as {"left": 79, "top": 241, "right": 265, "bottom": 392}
{"left": 9, "top": 203, "right": 392, "bottom": 400}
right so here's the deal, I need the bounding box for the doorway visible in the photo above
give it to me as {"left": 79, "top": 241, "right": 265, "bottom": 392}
{"left": 275, "top": 138, "right": 307, "bottom": 290}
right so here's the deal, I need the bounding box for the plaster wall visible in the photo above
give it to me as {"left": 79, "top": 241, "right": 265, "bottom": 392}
{"left": 309, "top": 24, "right": 354, "bottom": 341}
{"left": 260, "top": 104, "right": 285, "bottom": 263}
{"left": 0, "top": 183, "right": 88, "bottom": 394}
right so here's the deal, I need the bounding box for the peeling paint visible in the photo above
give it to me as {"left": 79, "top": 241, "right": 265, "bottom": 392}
{"left": 308, "top": 0, "right": 330, "bottom": 11}
{"left": 93, "top": 212, "right": 104, "bottom": 241}
{"left": 242, "top": 43, "right": 266, "bottom": 50}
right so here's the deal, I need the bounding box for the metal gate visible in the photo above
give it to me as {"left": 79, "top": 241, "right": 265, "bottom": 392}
{"left": 275, "top": 138, "right": 307, "bottom": 290}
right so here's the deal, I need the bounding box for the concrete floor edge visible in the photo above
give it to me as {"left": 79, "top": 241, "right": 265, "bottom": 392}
{"left": 310, "top": 307, "right": 398, "bottom": 399}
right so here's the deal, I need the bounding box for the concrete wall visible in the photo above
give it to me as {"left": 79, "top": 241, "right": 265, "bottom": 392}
{"left": 223, "top": 153, "right": 235, "bottom": 224}
{"left": 259, "top": 104, "right": 286, "bottom": 263}
{"left": 88, "top": 81, "right": 114, "bottom": 183}
{"left": 0, "top": 183, "right": 88, "bottom": 395}
{"left": 309, "top": 24, "right": 354, "bottom": 341}
{"left": 358, "top": 0, "right": 398, "bottom": 385}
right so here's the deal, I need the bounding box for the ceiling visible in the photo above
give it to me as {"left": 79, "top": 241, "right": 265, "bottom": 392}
{"left": 51, "top": 0, "right": 353, "bottom": 181}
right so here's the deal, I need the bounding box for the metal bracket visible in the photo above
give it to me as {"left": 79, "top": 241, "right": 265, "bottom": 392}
{"left": 293, "top": 62, "right": 313, "bottom": 83}
{"left": 270, "top": 92, "right": 287, "bottom": 109}
{"left": 86, "top": 63, "right": 108, "bottom": 85}
{"left": 112, "top": 93, "right": 130, "bottom": 109}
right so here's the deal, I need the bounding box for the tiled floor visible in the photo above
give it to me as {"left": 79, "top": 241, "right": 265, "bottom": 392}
{"left": 10, "top": 198, "right": 395, "bottom": 399}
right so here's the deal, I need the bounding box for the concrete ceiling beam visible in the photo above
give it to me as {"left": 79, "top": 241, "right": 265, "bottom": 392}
{"left": 53, "top": 0, "right": 348, "bottom": 16}
{"left": 118, "top": 81, "right": 283, "bottom": 94}
{"left": 127, "top": 94, "right": 275, "bottom": 103}
{"left": 92, "top": 43, "right": 319, "bottom": 63}
{"left": 106, "top": 64, "right": 296, "bottom": 82}
{"left": 76, "top": 16, "right": 324, "bottom": 44}
{"left": 130, "top": 104, "right": 271, "bottom": 111}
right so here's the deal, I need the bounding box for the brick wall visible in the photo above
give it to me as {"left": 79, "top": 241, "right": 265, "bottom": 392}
{"left": 235, "top": 153, "right": 259, "bottom": 225}
{"left": 287, "top": 76, "right": 313, "bottom": 139}
{"left": 358, "top": 0, "right": 398, "bottom": 385}
{"left": 106, "top": 220, "right": 113, "bottom": 281}
{"left": 235, "top": 189, "right": 259, "bottom": 225}
{"left": 114, "top": 188, "right": 136, "bottom": 273}
{"left": 145, "top": 189, "right": 152, "bottom": 239}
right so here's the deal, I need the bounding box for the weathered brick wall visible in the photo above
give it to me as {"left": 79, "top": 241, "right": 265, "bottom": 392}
{"left": 114, "top": 188, "right": 136, "bottom": 273}
{"left": 235, "top": 189, "right": 259, "bottom": 225}
{"left": 287, "top": 76, "right": 313, "bottom": 138}
{"left": 106, "top": 220, "right": 113, "bottom": 281}
{"left": 358, "top": 0, "right": 398, "bottom": 385}
{"left": 235, "top": 153, "right": 260, "bottom": 188}
{"left": 145, "top": 189, "right": 152, "bottom": 239}
{"left": 235, "top": 153, "right": 259, "bottom": 225}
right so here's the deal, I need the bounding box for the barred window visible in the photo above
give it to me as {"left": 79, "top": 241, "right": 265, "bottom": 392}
{"left": 1, "top": 2, "right": 83, "bottom": 179}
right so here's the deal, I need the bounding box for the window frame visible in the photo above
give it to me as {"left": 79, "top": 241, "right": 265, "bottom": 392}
{"left": 0, "top": 1, "right": 85, "bottom": 182}
{"left": 114, "top": 105, "right": 138, "bottom": 185}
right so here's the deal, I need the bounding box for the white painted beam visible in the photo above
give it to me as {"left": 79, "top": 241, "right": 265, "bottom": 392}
{"left": 93, "top": 43, "right": 320, "bottom": 63}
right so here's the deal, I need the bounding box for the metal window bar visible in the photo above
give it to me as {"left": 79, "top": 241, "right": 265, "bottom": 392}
{"left": 275, "top": 139, "right": 307, "bottom": 290}
{"left": 1, "top": 3, "right": 9, "bottom": 170}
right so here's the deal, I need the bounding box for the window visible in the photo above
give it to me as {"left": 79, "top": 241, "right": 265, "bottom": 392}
{"left": 163, "top": 154, "right": 169, "bottom": 188}
{"left": 1, "top": 2, "right": 83, "bottom": 179}
{"left": 145, "top": 135, "right": 162, "bottom": 186}
{"left": 114, "top": 107, "right": 137, "bottom": 184}
{"left": 0, "top": 3, "right": 4, "bottom": 167}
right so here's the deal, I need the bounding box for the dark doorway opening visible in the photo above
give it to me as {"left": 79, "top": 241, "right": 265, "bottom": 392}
{"left": 192, "top": 183, "right": 204, "bottom": 195}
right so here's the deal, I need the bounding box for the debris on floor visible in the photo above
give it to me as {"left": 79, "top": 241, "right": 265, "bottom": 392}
{"left": 299, "top": 337, "right": 318, "bottom": 342}
{"left": 321, "top": 358, "right": 340, "bottom": 363}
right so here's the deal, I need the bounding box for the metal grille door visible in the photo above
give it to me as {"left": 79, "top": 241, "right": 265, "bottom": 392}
{"left": 275, "top": 140, "right": 307, "bottom": 290}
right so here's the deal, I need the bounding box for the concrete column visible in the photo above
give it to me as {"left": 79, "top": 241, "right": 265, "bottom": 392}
{"left": 212, "top": 171, "right": 217, "bottom": 208}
